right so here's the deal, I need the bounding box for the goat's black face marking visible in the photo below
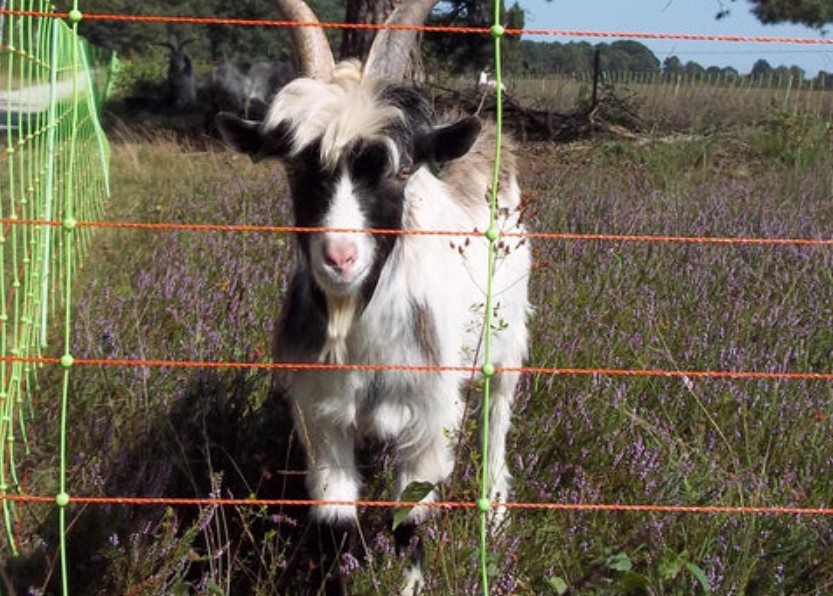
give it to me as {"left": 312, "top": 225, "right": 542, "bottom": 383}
{"left": 348, "top": 141, "right": 407, "bottom": 233}
{"left": 276, "top": 136, "right": 409, "bottom": 300}
{"left": 285, "top": 141, "right": 338, "bottom": 230}
{"left": 350, "top": 141, "right": 392, "bottom": 183}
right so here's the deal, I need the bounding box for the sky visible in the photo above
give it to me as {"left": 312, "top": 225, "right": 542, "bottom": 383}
{"left": 517, "top": 0, "right": 833, "bottom": 76}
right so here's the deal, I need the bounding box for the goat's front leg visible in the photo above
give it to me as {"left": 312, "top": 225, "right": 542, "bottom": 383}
{"left": 393, "top": 379, "right": 463, "bottom": 594}
{"left": 292, "top": 396, "right": 360, "bottom": 595}
{"left": 485, "top": 368, "right": 521, "bottom": 531}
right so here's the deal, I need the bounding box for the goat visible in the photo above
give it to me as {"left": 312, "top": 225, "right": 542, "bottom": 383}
{"left": 477, "top": 67, "right": 506, "bottom": 93}
{"left": 208, "top": 59, "right": 295, "bottom": 119}
{"left": 157, "top": 39, "right": 198, "bottom": 111}
{"left": 217, "top": 1, "right": 529, "bottom": 593}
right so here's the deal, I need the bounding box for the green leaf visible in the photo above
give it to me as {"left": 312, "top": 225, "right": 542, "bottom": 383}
{"left": 619, "top": 571, "right": 650, "bottom": 594}
{"left": 606, "top": 551, "right": 633, "bottom": 572}
{"left": 684, "top": 561, "right": 711, "bottom": 594}
{"left": 206, "top": 582, "right": 225, "bottom": 596}
{"left": 545, "top": 575, "right": 569, "bottom": 594}
{"left": 392, "top": 481, "right": 435, "bottom": 530}
{"left": 659, "top": 554, "right": 682, "bottom": 581}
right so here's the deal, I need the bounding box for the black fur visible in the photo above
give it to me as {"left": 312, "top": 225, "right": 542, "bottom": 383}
{"left": 307, "top": 518, "right": 359, "bottom": 596}
{"left": 393, "top": 520, "right": 424, "bottom": 576}
{"left": 273, "top": 257, "right": 329, "bottom": 363}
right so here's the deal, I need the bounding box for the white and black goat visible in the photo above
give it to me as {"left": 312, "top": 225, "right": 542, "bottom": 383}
{"left": 217, "top": 1, "right": 530, "bottom": 593}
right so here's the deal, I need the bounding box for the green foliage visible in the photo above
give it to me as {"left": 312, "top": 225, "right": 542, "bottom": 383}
{"left": 392, "top": 481, "right": 435, "bottom": 530}
{"left": 746, "top": 108, "right": 833, "bottom": 166}
{"left": 728, "top": 0, "right": 833, "bottom": 28}
{"left": 423, "top": 0, "right": 496, "bottom": 74}
{"left": 660, "top": 551, "right": 711, "bottom": 593}
{"left": 545, "top": 574, "right": 569, "bottom": 594}
{"left": 517, "top": 38, "right": 660, "bottom": 76}
{"left": 53, "top": 0, "right": 344, "bottom": 61}
{"left": 108, "top": 53, "right": 168, "bottom": 99}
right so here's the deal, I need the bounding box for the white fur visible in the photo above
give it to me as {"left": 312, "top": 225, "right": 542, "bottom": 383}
{"left": 265, "top": 62, "right": 402, "bottom": 170}
{"left": 309, "top": 174, "right": 376, "bottom": 296}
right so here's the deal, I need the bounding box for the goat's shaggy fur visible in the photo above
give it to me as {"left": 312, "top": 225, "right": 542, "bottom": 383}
{"left": 218, "top": 60, "right": 530, "bottom": 594}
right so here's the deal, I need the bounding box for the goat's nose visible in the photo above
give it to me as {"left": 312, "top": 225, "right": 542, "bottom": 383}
{"left": 323, "top": 238, "right": 358, "bottom": 274}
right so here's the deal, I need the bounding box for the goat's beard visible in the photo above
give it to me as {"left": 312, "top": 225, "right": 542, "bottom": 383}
{"left": 318, "top": 294, "right": 358, "bottom": 364}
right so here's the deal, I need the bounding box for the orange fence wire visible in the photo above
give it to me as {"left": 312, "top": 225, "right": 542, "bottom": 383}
{"left": 4, "top": 8, "right": 833, "bottom": 46}
{"left": 2, "top": 493, "right": 833, "bottom": 517}
{"left": 2, "top": 355, "right": 832, "bottom": 382}
{"left": 3, "top": 218, "right": 833, "bottom": 246}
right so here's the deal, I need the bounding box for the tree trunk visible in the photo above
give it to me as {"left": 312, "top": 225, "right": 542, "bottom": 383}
{"left": 340, "top": 0, "right": 397, "bottom": 61}
{"left": 339, "top": 0, "right": 427, "bottom": 82}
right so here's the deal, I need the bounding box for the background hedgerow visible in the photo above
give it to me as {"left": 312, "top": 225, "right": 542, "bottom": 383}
{"left": 3, "top": 102, "right": 833, "bottom": 594}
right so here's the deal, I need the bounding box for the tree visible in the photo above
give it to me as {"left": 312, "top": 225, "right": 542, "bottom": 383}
{"left": 339, "top": 0, "right": 396, "bottom": 62}
{"left": 422, "top": 0, "right": 500, "bottom": 75}
{"left": 503, "top": 2, "right": 525, "bottom": 72}
{"left": 602, "top": 40, "right": 660, "bottom": 72}
{"left": 751, "top": 58, "right": 773, "bottom": 76}
{"left": 662, "top": 55, "right": 684, "bottom": 76}
{"left": 52, "top": 0, "right": 341, "bottom": 61}
{"left": 723, "top": 0, "right": 833, "bottom": 29}
{"left": 54, "top": 0, "right": 515, "bottom": 79}
{"left": 684, "top": 60, "right": 706, "bottom": 77}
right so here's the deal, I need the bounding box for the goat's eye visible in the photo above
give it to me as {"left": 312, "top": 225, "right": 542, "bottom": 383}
{"left": 352, "top": 143, "right": 392, "bottom": 181}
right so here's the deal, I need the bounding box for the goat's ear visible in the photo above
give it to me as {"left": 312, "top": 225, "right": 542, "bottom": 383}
{"left": 414, "top": 116, "right": 481, "bottom": 169}
{"left": 216, "top": 112, "right": 289, "bottom": 162}
{"left": 216, "top": 113, "right": 264, "bottom": 156}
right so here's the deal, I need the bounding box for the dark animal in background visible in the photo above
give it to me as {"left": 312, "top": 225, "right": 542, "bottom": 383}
{"left": 122, "top": 38, "right": 294, "bottom": 124}
{"left": 208, "top": 59, "right": 295, "bottom": 120}
{"left": 157, "top": 39, "right": 198, "bottom": 110}
{"left": 217, "top": 0, "right": 530, "bottom": 594}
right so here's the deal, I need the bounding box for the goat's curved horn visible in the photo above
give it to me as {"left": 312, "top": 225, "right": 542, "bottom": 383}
{"left": 154, "top": 42, "right": 177, "bottom": 53}
{"left": 268, "top": 0, "right": 334, "bottom": 80}
{"left": 363, "top": 0, "right": 440, "bottom": 80}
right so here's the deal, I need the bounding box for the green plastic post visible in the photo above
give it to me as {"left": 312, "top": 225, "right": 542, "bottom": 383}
{"left": 0, "top": 0, "right": 113, "bottom": 570}
{"left": 477, "top": 6, "right": 507, "bottom": 595}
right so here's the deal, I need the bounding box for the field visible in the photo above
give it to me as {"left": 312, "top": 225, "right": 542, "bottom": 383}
{"left": 4, "top": 84, "right": 833, "bottom": 594}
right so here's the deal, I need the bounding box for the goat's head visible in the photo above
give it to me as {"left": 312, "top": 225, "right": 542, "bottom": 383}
{"left": 217, "top": 1, "right": 480, "bottom": 301}
{"left": 218, "top": 64, "right": 480, "bottom": 298}
{"left": 157, "top": 39, "right": 197, "bottom": 77}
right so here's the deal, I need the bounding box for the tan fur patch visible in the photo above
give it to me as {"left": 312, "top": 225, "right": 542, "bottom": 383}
{"left": 438, "top": 122, "right": 519, "bottom": 213}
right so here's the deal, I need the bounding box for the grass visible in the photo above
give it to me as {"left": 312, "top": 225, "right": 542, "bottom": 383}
{"left": 2, "top": 97, "right": 833, "bottom": 594}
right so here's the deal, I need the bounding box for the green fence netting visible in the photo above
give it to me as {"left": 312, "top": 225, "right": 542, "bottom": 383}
{"left": 0, "top": 0, "right": 113, "bottom": 562}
